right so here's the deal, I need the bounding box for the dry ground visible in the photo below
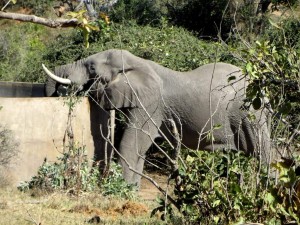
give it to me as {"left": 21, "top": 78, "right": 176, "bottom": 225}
{"left": 139, "top": 173, "right": 169, "bottom": 201}
{"left": 0, "top": 174, "right": 169, "bottom": 225}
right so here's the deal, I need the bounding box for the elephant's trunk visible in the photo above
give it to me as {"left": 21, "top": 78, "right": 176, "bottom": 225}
{"left": 42, "top": 64, "right": 72, "bottom": 85}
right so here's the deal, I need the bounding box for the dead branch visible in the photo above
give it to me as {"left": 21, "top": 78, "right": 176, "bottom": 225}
{"left": 99, "top": 126, "right": 179, "bottom": 209}
{"left": 0, "top": 11, "right": 78, "bottom": 28}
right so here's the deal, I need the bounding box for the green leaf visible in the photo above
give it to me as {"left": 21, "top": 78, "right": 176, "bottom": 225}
{"left": 85, "top": 24, "right": 100, "bottom": 32}
{"left": 247, "top": 112, "right": 256, "bottom": 121}
{"left": 213, "top": 216, "right": 220, "bottom": 224}
{"left": 212, "top": 199, "right": 221, "bottom": 207}
{"left": 269, "top": 19, "right": 282, "bottom": 29}
{"left": 233, "top": 203, "right": 241, "bottom": 210}
{"left": 246, "top": 62, "right": 253, "bottom": 73}
{"left": 246, "top": 85, "right": 259, "bottom": 99}
{"left": 252, "top": 97, "right": 262, "bottom": 110}
{"left": 186, "top": 155, "right": 194, "bottom": 163}
{"left": 227, "top": 75, "right": 236, "bottom": 82}
{"left": 264, "top": 192, "right": 275, "bottom": 204}
{"left": 278, "top": 102, "right": 292, "bottom": 115}
{"left": 232, "top": 217, "right": 245, "bottom": 225}
{"left": 213, "top": 124, "right": 222, "bottom": 130}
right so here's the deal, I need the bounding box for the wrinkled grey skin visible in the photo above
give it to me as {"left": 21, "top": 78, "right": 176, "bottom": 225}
{"left": 45, "top": 49, "right": 272, "bottom": 187}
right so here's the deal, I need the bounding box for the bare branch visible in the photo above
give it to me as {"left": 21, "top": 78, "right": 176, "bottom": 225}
{"left": 0, "top": 11, "right": 79, "bottom": 28}
{"left": 99, "top": 125, "right": 178, "bottom": 208}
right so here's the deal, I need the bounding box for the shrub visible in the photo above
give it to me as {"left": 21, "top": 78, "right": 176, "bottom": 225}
{"left": 110, "top": 0, "right": 233, "bottom": 38}
{"left": 44, "top": 21, "right": 226, "bottom": 72}
{"left": 13, "top": 0, "right": 55, "bottom": 16}
{"left": 153, "top": 149, "right": 300, "bottom": 224}
{"left": 166, "top": 0, "right": 233, "bottom": 38}
{"left": 17, "top": 145, "right": 100, "bottom": 193}
{"left": 17, "top": 144, "right": 134, "bottom": 198}
{"left": 0, "top": 23, "right": 48, "bottom": 82}
{"left": 17, "top": 143, "right": 135, "bottom": 198}
{"left": 0, "top": 119, "right": 19, "bottom": 188}
{"left": 101, "top": 162, "right": 136, "bottom": 199}
{"left": 0, "top": 124, "right": 19, "bottom": 167}
{"left": 110, "top": 0, "right": 168, "bottom": 26}
{"left": 265, "top": 17, "right": 300, "bottom": 49}
{"left": 240, "top": 39, "right": 300, "bottom": 152}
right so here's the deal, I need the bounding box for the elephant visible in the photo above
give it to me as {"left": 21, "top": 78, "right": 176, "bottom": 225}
{"left": 43, "top": 49, "right": 272, "bottom": 187}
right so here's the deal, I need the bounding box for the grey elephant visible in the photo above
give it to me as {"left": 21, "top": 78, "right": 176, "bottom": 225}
{"left": 43, "top": 49, "right": 272, "bottom": 187}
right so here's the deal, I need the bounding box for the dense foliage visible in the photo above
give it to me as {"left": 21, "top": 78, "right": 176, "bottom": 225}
{"left": 44, "top": 21, "right": 224, "bottom": 71}
{"left": 0, "top": 124, "right": 19, "bottom": 167}
{"left": 111, "top": 0, "right": 232, "bottom": 37}
{"left": 0, "top": 20, "right": 225, "bottom": 82}
{"left": 154, "top": 150, "right": 300, "bottom": 224}
{"left": 0, "top": 23, "right": 47, "bottom": 82}
{"left": 14, "top": 0, "right": 55, "bottom": 15}
{"left": 17, "top": 144, "right": 135, "bottom": 198}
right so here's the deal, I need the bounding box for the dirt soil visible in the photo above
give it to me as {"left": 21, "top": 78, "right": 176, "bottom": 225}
{"left": 138, "top": 173, "right": 169, "bottom": 201}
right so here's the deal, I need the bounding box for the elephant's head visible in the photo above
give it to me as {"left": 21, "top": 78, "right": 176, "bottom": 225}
{"left": 43, "top": 49, "right": 162, "bottom": 110}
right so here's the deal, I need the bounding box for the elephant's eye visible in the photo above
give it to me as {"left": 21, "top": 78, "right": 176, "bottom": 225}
{"left": 90, "top": 66, "right": 95, "bottom": 72}
{"left": 118, "top": 68, "right": 132, "bottom": 74}
{"left": 88, "top": 64, "right": 96, "bottom": 75}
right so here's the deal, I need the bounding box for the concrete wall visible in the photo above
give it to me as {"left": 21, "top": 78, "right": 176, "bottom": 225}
{"left": 0, "top": 82, "right": 45, "bottom": 97}
{"left": 0, "top": 82, "right": 97, "bottom": 186}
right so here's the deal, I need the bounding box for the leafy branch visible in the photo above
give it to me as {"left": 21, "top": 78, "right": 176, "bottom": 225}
{"left": 0, "top": 1, "right": 110, "bottom": 48}
{"left": 66, "top": 10, "right": 110, "bottom": 48}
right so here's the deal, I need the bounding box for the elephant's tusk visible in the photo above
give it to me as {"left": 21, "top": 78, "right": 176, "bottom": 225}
{"left": 42, "top": 64, "right": 72, "bottom": 85}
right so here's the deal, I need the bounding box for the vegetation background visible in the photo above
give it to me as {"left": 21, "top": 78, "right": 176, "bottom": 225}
{"left": 0, "top": 0, "right": 300, "bottom": 224}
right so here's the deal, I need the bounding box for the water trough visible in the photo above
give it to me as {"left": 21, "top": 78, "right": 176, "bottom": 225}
{"left": 0, "top": 82, "right": 99, "bottom": 186}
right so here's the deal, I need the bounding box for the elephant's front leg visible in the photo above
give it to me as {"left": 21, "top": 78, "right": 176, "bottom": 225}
{"left": 118, "top": 108, "right": 161, "bottom": 188}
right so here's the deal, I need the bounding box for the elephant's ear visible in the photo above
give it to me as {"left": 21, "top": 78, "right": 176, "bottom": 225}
{"left": 100, "top": 66, "right": 162, "bottom": 110}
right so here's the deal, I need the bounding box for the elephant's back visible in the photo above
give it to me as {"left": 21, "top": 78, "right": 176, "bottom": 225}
{"left": 191, "top": 62, "right": 243, "bottom": 84}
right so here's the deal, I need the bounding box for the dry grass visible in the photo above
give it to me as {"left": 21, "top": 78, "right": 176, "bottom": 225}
{"left": 0, "top": 187, "right": 164, "bottom": 225}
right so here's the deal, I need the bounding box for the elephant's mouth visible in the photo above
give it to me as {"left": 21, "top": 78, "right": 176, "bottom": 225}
{"left": 99, "top": 76, "right": 110, "bottom": 85}
{"left": 57, "top": 84, "right": 68, "bottom": 96}
{"left": 92, "top": 76, "right": 110, "bottom": 95}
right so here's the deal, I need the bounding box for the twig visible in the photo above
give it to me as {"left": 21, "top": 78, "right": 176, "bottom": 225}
{"left": 99, "top": 126, "right": 179, "bottom": 209}
{"left": 25, "top": 209, "right": 40, "bottom": 225}
{"left": 1, "top": 0, "right": 12, "bottom": 11}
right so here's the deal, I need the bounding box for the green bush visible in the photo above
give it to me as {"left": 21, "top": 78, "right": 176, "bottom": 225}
{"left": 110, "top": 0, "right": 233, "bottom": 38}
{"left": 17, "top": 145, "right": 100, "bottom": 193}
{"left": 101, "top": 162, "right": 136, "bottom": 199}
{"left": 153, "top": 149, "right": 300, "bottom": 224}
{"left": 17, "top": 144, "right": 135, "bottom": 198}
{"left": 0, "top": 16, "right": 230, "bottom": 82}
{"left": 166, "top": 0, "right": 233, "bottom": 38}
{"left": 240, "top": 39, "right": 300, "bottom": 151}
{"left": 265, "top": 17, "right": 300, "bottom": 49}
{"left": 43, "top": 21, "right": 226, "bottom": 72}
{"left": 0, "top": 124, "right": 19, "bottom": 167}
{"left": 0, "top": 23, "right": 48, "bottom": 82}
{"left": 110, "top": 0, "right": 168, "bottom": 26}
{"left": 14, "top": 0, "right": 55, "bottom": 16}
